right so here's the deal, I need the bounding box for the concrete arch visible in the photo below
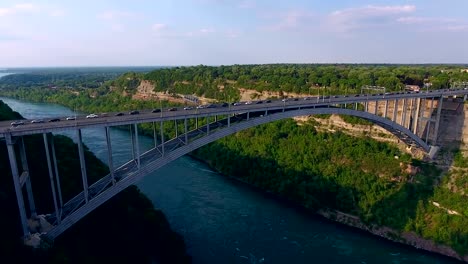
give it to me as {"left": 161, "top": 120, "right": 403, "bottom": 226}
{"left": 45, "top": 107, "right": 429, "bottom": 239}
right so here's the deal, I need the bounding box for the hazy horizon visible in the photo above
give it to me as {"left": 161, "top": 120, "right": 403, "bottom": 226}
{"left": 1, "top": 0, "right": 468, "bottom": 67}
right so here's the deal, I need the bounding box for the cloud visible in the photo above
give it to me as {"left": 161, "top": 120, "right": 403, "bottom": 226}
{"left": 186, "top": 28, "right": 216, "bottom": 37}
{"left": 262, "top": 10, "right": 313, "bottom": 31}
{"left": 327, "top": 5, "right": 416, "bottom": 32}
{"left": 49, "top": 9, "right": 66, "bottom": 17}
{"left": 396, "top": 16, "right": 468, "bottom": 32}
{"left": 152, "top": 23, "right": 167, "bottom": 31}
{"left": 238, "top": 0, "right": 256, "bottom": 9}
{"left": 97, "top": 10, "right": 136, "bottom": 20}
{"left": 226, "top": 29, "right": 240, "bottom": 38}
{"left": 0, "top": 3, "right": 37, "bottom": 16}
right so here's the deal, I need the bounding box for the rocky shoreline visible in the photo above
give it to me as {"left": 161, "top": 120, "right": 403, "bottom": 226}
{"left": 189, "top": 153, "right": 467, "bottom": 263}
{"left": 317, "top": 209, "right": 468, "bottom": 262}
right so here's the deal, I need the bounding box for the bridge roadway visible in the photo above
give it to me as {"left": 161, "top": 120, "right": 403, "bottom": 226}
{"left": 42, "top": 105, "right": 429, "bottom": 239}
{"left": 1, "top": 88, "right": 467, "bottom": 138}
{"left": 2, "top": 88, "right": 468, "bottom": 240}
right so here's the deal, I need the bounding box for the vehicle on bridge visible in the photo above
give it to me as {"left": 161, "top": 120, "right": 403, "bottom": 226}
{"left": 115, "top": 112, "right": 124, "bottom": 116}
{"left": 129, "top": 110, "right": 139, "bottom": 115}
{"left": 48, "top": 118, "right": 60, "bottom": 122}
{"left": 31, "top": 119, "right": 44, "bottom": 124}
{"left": 86, "top": 114, "right": 98, "bottom": 118}
{"left": 10, "top": 121, "right": 24, "bottom": 127}
{"left": 66, "top": 116, "right": 76, "bottom": 120}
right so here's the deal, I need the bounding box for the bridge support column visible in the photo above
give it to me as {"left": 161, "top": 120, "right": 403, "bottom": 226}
{"left": 206, "top": 116, "right": 210, "bottom": 135}
{"left": 228, "top": 114, "right": 230, "bottom": 127}
{"left": 247, "top": 112, "right": 250, "bottom": 120}
{"left": 160, "top": 121, "right": 165, "bottom": 156}
{"left": 20, "top": 137, "right": 36, "bottom": 218}
{"left": 184, "top": 118, "right": 188, "bottom": 144}
{"left": 5, "top": 134, "right": 30, "bottom": 239}
{"left": 50, "top": 135, "right": 63, "bottom": 213}
{"left": 408, "top": 99, "right": 414, "bottom": 129}
{"left": 417, "top": 98, "right": 426, "bottom": 138}
{"left": 195, "top": 117, "right": 198, "bottom": 129}
{"left": 402, "top": 99, "right": 407, "bottom": 128}
{"left": 384, "top": 100, "right": 388, "bottom": 118}
{"left": 174, "top": 120, "right": 178, "bottom": 138}
{"left": 413, "top": 98, "right": 421, "bottom": 134}
{"left": 105, "top": 127, "right": 115, "bottom": 185}
{"left": 374, "top": 101, "right": 378, "bottom": 115}
{"left": 365, "top": 101, "right": 368, "bottom": 112}
{"left": 43, "top": 133, "right": 61, "bottom": 223}
{"left": 393, "top": 99, "right": 398, "bottom": 123}
{"left": 152, "top": 122, "right": 157, "bottom": 148}
{"left": 432, "top": 97, "right": 443, "bottom": 145}
{"left": 77, "top": 129, "right": 89, "bottom": 203}
{"left": 134, "top": 124, "right": 140, "bottom": 169}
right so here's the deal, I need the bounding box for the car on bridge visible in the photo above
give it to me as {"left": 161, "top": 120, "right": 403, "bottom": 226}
{"left": 232, "top": 102, "right": 242, "bottom": 106}
{"left": 221, "top": 102, "right": 229, "bottom": 107}
{"left": 86, "top": 114, "right": 98, "bottom": 118}
{"left": 129, "top": 110, "right": 139, "bottom": 115}
{"left": 115, "top": 112, "right": 124, "bottom": 116}
{"left": 11, "top": 121, "right": 25, "bottom": 127}
{"left": 183, "top": 106, "right": 193, "bottom": 110}
{"left": 31, "top": 119, "right": 44, "bottom": 123}
{"left": 168, "top": 107, "right": 177, "bottom": 111}
{"left": 66, "top": 116, "right": 76, "bottom": 120}
{"left": 151, "top": 109, "right": 161, "bottom": 113}
{"left": 48, "top": 118, "right": 60, "bottom": 122}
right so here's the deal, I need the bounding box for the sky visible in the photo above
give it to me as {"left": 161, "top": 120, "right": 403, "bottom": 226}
{"left": 1, "top": 0, "right": 468, "bottom": 67}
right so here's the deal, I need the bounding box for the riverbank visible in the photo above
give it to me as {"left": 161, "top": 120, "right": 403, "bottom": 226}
{"left": 189, "top": 153, "right": 468, "bottom": 263}
{"left": 317, "top": 209, "right": 468, "bottom": 262}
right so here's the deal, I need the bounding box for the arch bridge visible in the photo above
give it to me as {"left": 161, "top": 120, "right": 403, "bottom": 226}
{"left": 1, "top": 88, "right": 467, "bottom": 243}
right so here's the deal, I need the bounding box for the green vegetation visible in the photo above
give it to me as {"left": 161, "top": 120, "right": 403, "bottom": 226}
{"left": 1, "top": 64, "right": 467, "bottom": 257}
{"left": 193, "top": 120, "right": 468, "bottom": 255}
{"left": 0, "top": 67, "right": 159, "bottom": 89}
{"left": 0, "top": 101, "right": 190, "bottom": 263}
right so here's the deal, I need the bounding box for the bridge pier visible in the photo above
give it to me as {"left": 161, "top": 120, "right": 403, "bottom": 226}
{"left": 432, "top": 97, "right": 443, "bottom": 145}
{"left": 105, "top": 127, "right": 115, "bottom": 185}
{"left": 184, "top": 118, "right": 188, "bottom": 144}
{"left": 134, "top": 124, "right": 140, "bottom": 169}
{"left": 50, "top": 135, "right": 63, "bottom": 215}
{"left": 402, "top": 99, "right": 407, "bottom": 127}
{"left": 20, "top": 137, "right": 36, "bottom": 218}
{"left": 77, "top": 129, "right": 89, "bottom": 204}
{"left": 393, "top": 99, "right": 398, "bottom": 123}
{"left": 374, "top": 101, "right": 378, "bottom": 115}
{"left": 384, "top": 100, "right": 388, "bottom": 118}
{"left": 152, "top": 122, "right": 157, "bottom": 148}
{"left": 408, "top": 99, "right": 414, "bottom": 129}
{"left": 43, "top": 133, "right": 61, "bottom": 224}
{"left": 413, "top": 98, "right": 421, "bottom": 134}
{"left": 5, "top": 134, "right": 30, "bottom": 239}
{"left": 160, "top": 121, "right": 165, "bottom": 156}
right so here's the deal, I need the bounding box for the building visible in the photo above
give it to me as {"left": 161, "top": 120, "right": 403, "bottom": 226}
{"left": 405, "top": 85, "right": 420, "bottom": 92}
{"left": 460, "top": 69, "right": 468, "bottom": 73}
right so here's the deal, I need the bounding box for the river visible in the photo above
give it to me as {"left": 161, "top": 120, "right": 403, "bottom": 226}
{"left": 0, "top": 97, "right": 459, "bottom": 264}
